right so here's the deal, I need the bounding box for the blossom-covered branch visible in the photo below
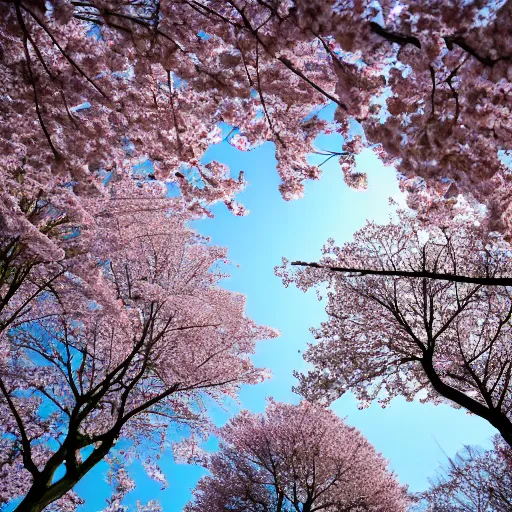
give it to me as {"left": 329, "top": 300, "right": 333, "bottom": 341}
{"left": 4, "top": 1, "right": 512, "bottom": 232}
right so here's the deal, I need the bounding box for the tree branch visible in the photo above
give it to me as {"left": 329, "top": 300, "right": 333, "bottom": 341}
{"left": 369, "top": 22, "right": 421, "bottom": 48}
{"left": 291, "top": 261, "right": 512, "bottom": 287}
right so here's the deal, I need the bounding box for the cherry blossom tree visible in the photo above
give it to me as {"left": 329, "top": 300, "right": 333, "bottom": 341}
{"left": 4, "top": 0, "right": 512, "bottom": 232}
{"left": 422, "top": 435, "right": 512, "bottom": 512}
{"left": 0, "top": 207, "right": 277, "bottom": 512}
{"left": 277, "top": 203, "right": 512, "bottom": 447}
{"left": 186, "top": 400, "right": 410, "bottom": 512}
{"left": 1, "top": 0, "right": 334, "bottom": 335}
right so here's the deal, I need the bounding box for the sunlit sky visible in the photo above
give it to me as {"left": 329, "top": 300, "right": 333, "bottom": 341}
{"left": 74, "top": 115, "right": 497, "bottom": 511}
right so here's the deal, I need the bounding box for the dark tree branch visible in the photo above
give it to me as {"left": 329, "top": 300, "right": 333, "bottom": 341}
{"left": 444, "top": 36, "right": 512, "bottom": 67}
{"left": 0, "top": 377, "right": 39, "bottom": 477}
{"left": 167, "top": 70, "right": 183, "bottom": 150}
{"left": 291, "top": 261, "right": 512, "bottom": 287}
{"left": 15, "top": 2, "right": 61, "bottom": 159}
{"left": 226, "top": 0, "right": 348, "bottom": 110}
{"left": 369, "top": 22, "right": 421, "bottom": 48}
{"left": 370, "top": 22, "right": 512, "bottom": 68}
{"left": 421, "top": 355, "right": 512, "bottom": 447}
{"left": 21, "top": 3, "right": 108, "bottom": 98}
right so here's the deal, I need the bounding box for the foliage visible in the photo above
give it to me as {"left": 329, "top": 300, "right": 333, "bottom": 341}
{"left": 3, "top": 0, "right": 512, "bottom": 509}
{"left": 186, "top": 400, "right": 410, "bottom": 512}
{"left": 4, "top": 1, "right": 512, "bottom": 227}
{"left": 0, "top": 206, "right": 277, "bottom": 511}
{"left": 278, "top": 203, "right": 512, "bottom": 446}
{"left": 422, "top": 436, "right": 512, "bottom": 511}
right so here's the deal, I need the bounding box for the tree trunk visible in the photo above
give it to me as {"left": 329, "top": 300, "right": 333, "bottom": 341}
{"left": 422, "top": 357, "right": 512, "bottom": 448}
{"left": 13, "top": 439, "right": 114, "bottom": 512}
{"left": 13, "top": 471, "right": 86, "bottom": 512}
{"left": 302, "top": 498, "right": 314, "bottom": 512}
{"left": 276, "top": 492, "right": 285, "bottom": 512}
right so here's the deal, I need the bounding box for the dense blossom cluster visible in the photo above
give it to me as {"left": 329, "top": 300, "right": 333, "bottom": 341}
{"left": 278, "top": 203, "right": 512, "bottom": 447}
{"left": 3, "top": 1, "right": 512, "bottom": 233}
{"left": 186, "top": 400, "right": 410, "bottom": 512}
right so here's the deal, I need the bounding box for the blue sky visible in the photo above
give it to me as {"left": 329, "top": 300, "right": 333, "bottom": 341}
{"left": 74, "top": 126, "right": 497, "bottom": 511}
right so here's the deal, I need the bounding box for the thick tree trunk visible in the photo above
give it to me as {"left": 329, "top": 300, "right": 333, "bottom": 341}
{"left": 422, "top": 357, "right": 512, "bottom": 448}
{"left": 13, "top": 438, "right": 114, "bottom": 512}
{"left": 12, "top": 489, "right": 46, "bottom": 512}
{"left": 13, "top": 479, "right": 77, "bottom": 512}
{"left": 276, "top": 492, "right": 285, "bottom": 512}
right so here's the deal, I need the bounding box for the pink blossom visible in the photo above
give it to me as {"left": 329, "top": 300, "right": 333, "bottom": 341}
{"left": 186, "top": 400, "right": 410, "bottom": 512}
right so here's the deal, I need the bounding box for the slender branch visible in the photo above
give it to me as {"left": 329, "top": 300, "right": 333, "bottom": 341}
{"left": 167, "top": 70, "right": 183, "bottom": 149}
{"left": 226, "top": 0, "right": 347, "bottom": 110}
{"left": 291, "top": 261, "right": 512, "bottom": 287}
{"left": 444, "top": 36, "right": 512, "bottom": 67}
{"left": 0, "top": 377, "right": 39, "bottom": 477}
{"left": 429, "top": 66, "right": 436, "bottom": 117}
{"left": 21, "top": 3, "right": 108, "bottom": 98}
{"left": 0, "top": 268, "right": 66, "bottom": 334}
{"left": 255, "top": 42, "right": 282, "bottom": 144}
{"left": 15, "top": 2, "right": 60, "bottom": 159}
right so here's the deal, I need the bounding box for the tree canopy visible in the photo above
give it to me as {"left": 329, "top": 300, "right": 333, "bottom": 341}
{"left": 279, "top": 205, "right": 512, "bottom": 446}
{"left": 186, "top": 400, "right": 410, "bottom": 512}
{"left": 422, "top": 435, "right": 512, "bottom": 511}
{"left": 2, "top": 0, "right": 512, "bottom": 509}
{"left": 0, "top": 205, "right": 277, "bottom": 511}
{"left": 3, "top": 0, "right": 512, "bottom": 227}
